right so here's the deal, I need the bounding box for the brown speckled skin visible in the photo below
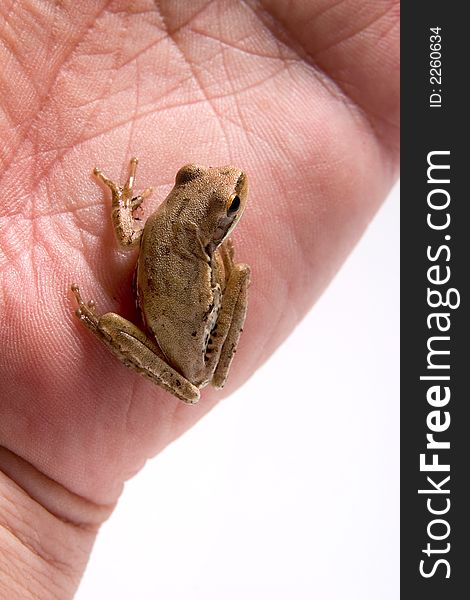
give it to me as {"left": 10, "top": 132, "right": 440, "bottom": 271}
{"left": 137, "top": 165, "right": 249, "bottom": 386}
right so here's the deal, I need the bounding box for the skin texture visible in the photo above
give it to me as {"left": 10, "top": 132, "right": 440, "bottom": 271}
{"left": 0, "top": 0, "right": 399, "bottom": 597}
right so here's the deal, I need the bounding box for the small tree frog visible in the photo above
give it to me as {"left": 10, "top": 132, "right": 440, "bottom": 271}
{"left": 72, "top": 159, "right": 250, "bottom": 404}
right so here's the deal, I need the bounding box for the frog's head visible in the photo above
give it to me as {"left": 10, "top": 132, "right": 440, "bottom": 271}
{"left": 174, "top": 164, "right": 248, "bottom": 253}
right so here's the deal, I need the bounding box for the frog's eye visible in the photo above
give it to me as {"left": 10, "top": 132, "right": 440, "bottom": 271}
{"left": 227, "top": 193, "right": 241, "bottom": 215}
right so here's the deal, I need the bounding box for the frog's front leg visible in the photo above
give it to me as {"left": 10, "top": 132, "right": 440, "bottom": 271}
{"left": 202, "top": 262, "right": 250, "bottom": 388}
{"left": 212, "top": 263, "right": 250, "bottom": 388}
{"left": 94, "top": 157, "right": 153, "bottom": 248}
{"left": 71, "top": 284, "right": 200, "bottom": 404}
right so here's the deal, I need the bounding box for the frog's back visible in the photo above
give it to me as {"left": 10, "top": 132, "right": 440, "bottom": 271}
{"left": 136, "top": 208, "right": 217, "bottom": 383}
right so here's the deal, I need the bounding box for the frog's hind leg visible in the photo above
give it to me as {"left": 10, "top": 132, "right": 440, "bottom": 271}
{"left": 71, "top": 284, "right": 199, "bottom": 404}
{"left": 204, "top": 263, "right": 250, "bottom": 389}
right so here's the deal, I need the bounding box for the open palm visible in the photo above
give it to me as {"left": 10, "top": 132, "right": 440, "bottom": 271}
{"left": 0, "top": 1, "right": 399, "bottom": 592}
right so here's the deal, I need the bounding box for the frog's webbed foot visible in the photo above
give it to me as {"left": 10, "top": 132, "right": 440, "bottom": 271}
{"left": 122, "top": 157, "right": 154, "bottom": 209}
{"left": 93, "top": 158, "right": 154, "bottom": 248}
{"left": 71, "top": 283, "right": 99, "bottom": 329}
{"left": 94, "top": 158, "right": 153, "bottom": 206}
{"left": 71, "top": 284, "right": 200, "bottom": 404}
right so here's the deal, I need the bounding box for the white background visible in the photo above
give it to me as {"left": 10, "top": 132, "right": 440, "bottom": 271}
{"left": 77, "top": 183, "right": 399, "bottom": 600}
